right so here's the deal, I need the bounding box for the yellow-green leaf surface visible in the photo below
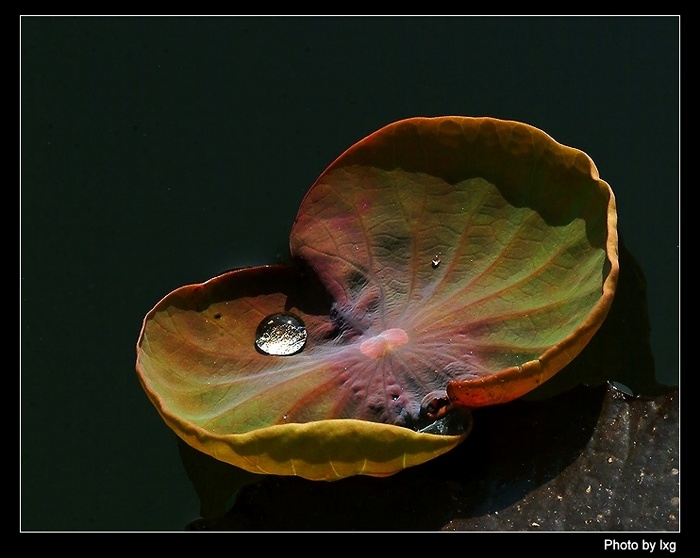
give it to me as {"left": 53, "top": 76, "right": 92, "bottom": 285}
{"left": 136, "top": 117, "right": 618, "bottom": 480}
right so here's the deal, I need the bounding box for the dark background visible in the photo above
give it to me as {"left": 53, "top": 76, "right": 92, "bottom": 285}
{"left": 20, "top": 16, "right": 679, "bottom": 531}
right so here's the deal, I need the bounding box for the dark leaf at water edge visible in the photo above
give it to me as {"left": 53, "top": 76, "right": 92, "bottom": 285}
{"left": 184, "top": 383, "right": 678, "bottom": 531}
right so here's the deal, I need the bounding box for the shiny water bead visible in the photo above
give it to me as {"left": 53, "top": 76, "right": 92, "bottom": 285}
{"left": 255, "top": 313, "right": 307, "bottom": 356}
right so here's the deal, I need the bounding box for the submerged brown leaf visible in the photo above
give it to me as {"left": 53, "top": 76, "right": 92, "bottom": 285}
{"left": 184, "top": 383, "right": 678, "bottom": 531}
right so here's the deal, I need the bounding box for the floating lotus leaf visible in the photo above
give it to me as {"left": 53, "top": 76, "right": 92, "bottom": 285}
{"left": 136, "top": 116, "right": 619, "bottom": 480}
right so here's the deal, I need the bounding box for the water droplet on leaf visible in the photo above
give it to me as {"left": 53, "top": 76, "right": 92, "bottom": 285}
{"left": 255, "top": 313, "right": 307, "bottom": 356}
